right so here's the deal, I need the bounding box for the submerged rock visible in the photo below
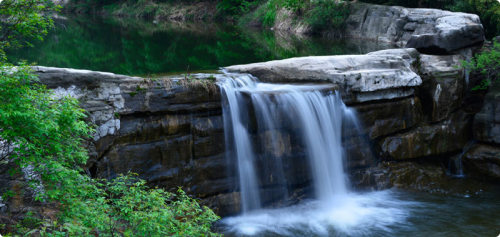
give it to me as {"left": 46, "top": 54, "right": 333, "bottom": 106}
{"left": 352, "top": 161, "right": 492, "bottom": 196}
{"left": 464, "top": 144, "right": 500, "bottom": 179}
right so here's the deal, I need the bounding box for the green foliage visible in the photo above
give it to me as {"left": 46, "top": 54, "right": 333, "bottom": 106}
{"left": 0, "top": 64, "right": 92, "bottom": 179}
{"left": 0, "top": 1, "right": 220, "bottom": 236}
{"left": 31, "top": 174, "right": 220, "bottom": 236}
{"left": 216, "top": 0, "right": 259, "bottom": 17}
{"left": 306, "top": 0, "right": 350, "bottom": 32}
{"left": 0, "top": 0, "right": 58, "bottom": 61}
{"left": 246, "top": 1, "right": 278, "bottom": 27}
{"left": 464, "top": 42, "right": 500, "bottom": 91}
{"left": 281, "top": 0, "right": 308, "bottom": 13}
{"left": 1, "top": 57, "right": 219, "bottom": 237}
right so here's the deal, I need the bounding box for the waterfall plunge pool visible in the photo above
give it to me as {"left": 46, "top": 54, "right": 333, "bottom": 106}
{"left": 217, "top": 73, "right": 500, "bottom": 237}
{"left": 221, "top": 189, "right": 500, "bottom": 236}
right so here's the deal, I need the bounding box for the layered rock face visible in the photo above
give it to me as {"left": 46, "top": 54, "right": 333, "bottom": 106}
{"left": 33, "top": 67, "right": 237, "bottom": 214}
{"left": 226, "top": 46, "right": 484, "bottom": 190}
{"left": 464, "top": 81, "right": 500, "bottom": 178}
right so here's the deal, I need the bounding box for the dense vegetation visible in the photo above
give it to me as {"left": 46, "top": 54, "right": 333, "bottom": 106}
{"left": 0, "top": 0, "right": 219, "bottom": 236}
{"left": 465, "top": 41, "right": 500, "bottom": 90}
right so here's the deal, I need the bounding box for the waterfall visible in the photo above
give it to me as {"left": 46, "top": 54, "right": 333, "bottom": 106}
{"left": 219, "top": 74, "right": 262, "bottom": 212}
{"left": 220, "top": 73, "right": 413, "bottom": 236}
{"left": 219, "top": 73, "right": 352, "bottom": 212}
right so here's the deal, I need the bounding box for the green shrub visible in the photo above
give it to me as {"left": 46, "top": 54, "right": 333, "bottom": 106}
{"left": 38, "top": 174, "right": 220, "bottom": 236}
{"left": 281, "top": 0, "right": 308, "bottom": 13}
{"left": 216, "top": 0, "right": 258, "bottom": 17}
{"left": 464, "top": 42, "right": 500, "bottom": 90}
{"left": 306, "top": 0, "right": 350, "bottom": 33}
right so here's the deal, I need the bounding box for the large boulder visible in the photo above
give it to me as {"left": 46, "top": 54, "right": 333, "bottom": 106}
{"left": 345, "top": 3, "right": 484, "bottom": 53}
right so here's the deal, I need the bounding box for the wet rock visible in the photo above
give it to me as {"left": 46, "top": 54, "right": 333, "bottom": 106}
{"left": 379, "top": 111, "right": 471, "bottom": 160}
{"left": 464, "top": 144, "right": 500, "bottom": 179}
{"left": 346, "top": 3, "right": 484, "bottom": 53}
{"left": 203, "top": 192, "right": 241, "bottom": 216}
{"left": 473, "top": 81, "right": 500, "bottom": 144}
{"left": 353, "top": 97, "right": 423, "bottom": 139}
{"left": 419, "top": 54, "right": 466, "bottom": 122}
{"left": 343, "top": 135, "right": 377, "bottom": 169}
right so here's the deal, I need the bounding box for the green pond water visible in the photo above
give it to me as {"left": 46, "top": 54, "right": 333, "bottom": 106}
{"left": 8, "top": 14, "right": 393, "bottom": 76}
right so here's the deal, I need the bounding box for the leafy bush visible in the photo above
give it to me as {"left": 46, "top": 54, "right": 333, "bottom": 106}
{"left": 464, "top": 42, "right": 500, "bottom": 90}
{"left": 216, "top": 0, "right": 259, "bottom": 17}
{"left": 0, "top": 0, "right": 58, "bottom": 61}
{"left": 281, "top": 0, "right": 308, "bottom": 13}
{"left": 36, "top": 174, "right": 220, "bottom": 236}
{"left": 306, "top": 0, "right": 350, "bottom": 32}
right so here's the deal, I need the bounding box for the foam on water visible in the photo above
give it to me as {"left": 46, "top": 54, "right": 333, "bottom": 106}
{"left": 222, "top": 190, "right": 417, "bottom": 236}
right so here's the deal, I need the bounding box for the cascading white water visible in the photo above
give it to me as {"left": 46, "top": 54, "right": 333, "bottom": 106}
{"left": 275, "top": 90, "right": 348, "bottom": 201}
{"left": 219, "top": 73, "right": 413, "bottom": 236}
{"left": 219, "top": 72, "right": 352, "bottom": 210}
{"left": 219, "top": 74, "right": 262, "bottom": 212}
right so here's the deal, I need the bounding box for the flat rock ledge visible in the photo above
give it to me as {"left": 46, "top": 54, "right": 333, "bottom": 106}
{"left": 226, "top": 48, "right": 467, "bottom": 104}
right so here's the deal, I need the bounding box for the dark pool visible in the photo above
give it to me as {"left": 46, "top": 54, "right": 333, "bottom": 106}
{"left": 7, "top": 14, "right": 394, "bottom": 76}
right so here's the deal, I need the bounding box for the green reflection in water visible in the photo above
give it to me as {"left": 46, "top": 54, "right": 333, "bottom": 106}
{"left": 8, "top": 15, "right": 393, "bottom": 76}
